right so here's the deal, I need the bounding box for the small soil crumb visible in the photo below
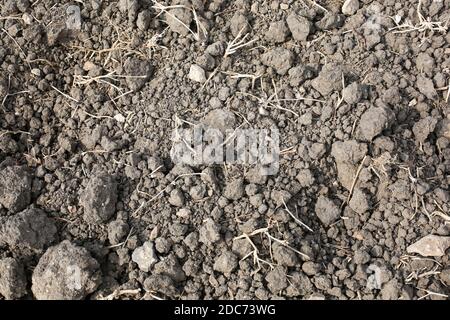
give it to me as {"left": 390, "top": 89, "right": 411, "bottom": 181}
{"left": 266, "top": 20, "right": 289, "bottom": 43}
{"left": 316, "top": 13, "right": 345, "bottom": 30}
{"left": 123, "top": 57, "right": 153, "bottom": 91}
{"left": 230, "top": 12, "right": 249, "bottom": 37}
{"left": 315, "top": 195, "right": 340, "bottom": 226}
{"left": 168, "top": 188, "right": 185, "bottom": 207}
{"left": 349, "top": 188, "right": 370, "bottom": 214}
{"left": 153, "top": 254, "right": 185, "bottom": 282}
{"left": 199, "top": 218, "right": 221, "bottom": 245}
{"left": 413, "top": 116, "right": 438, "bottom": 143}
{"left": 31, "top": 240, "right": 101, "bottom": 300}
{"left": 165, "top": 7, "right": 192, "bottom": 36}
{"left": 202, "top": 108, "right": 236, "bottom": 132}
{"left": 288, "top": 65, "right": 315, "bottom": 86}
{"left": 0, "top": 258, "right": 27, "bottom": 299}
{"left": 107, "top": 219, "right": 130, "bottom": 245}
{"left": 273, "top": 243, "right": 298, "bottom": 267}
{"left": 132, "top": 241, "right": 158, "bottom": 272}
{"left": 266, "top": 266, "right": 288, "bottom": 293}
{"left": 311, "top": 63, "right": 343, "bottom": 96}
{"left": 342, "top": 82, "right": 365, "bottom": 104}
{"left": 261, "top": 48, "right": 294, "bottom": 75}
{"left": 224, "top": 179, "right": 244, "bottom": 200}
{"left": 80, "top": 174, "right": 117, "bottom": 224}
{"left": 144, "top": 274, "right": 178, "bottom": 297}
{"left": 356, "top": 106, "right": 394, "bottom": 142}
{"left": 286, "top": 13, "right": 311, "bottom": 41}
{"left": 0, "top": 166, "right": 31, "bottom": 213}
{"left": 213, "top": 251, "right": 238, "bottom": 274}
{"left": 0, "top": 208, "right": 57, "bottom": 251}
{"left": 416, "top": 75, "right": 437, "bottom": 100}
{"left": 331, "top": 140, "right": 368, "bottom": 190}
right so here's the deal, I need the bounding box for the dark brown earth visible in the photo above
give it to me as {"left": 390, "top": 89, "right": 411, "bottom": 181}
{"left": 0, "top": 0, "right": 449, "bottom": 300}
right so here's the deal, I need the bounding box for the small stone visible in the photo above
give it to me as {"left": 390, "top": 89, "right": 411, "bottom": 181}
{"left": 407, "top": 235, "right": 450, "bottom": 257}
{"left": 188, "top": 64, "right": 207, "bottom": 83}
{"left": 342, "top": 0, "right": 359, "bottom": 15}
{"left": 0, "top": 258, "right": 27, "bottom": 299}
{"left": 213, "top": 251, "right": 238, "bottom": 274}
{"left": 132, "top": 241, "right": 158, "bottom": 272}
{"left": 286, "top": 14, "right": 311, "bottom": 41}
{"left": 315, "top": 195, "right": 340, "bottom": 226}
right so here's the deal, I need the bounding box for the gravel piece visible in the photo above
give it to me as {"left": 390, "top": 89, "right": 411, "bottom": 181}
{"left": 407, "top": 235, "right": 450, "bottom": 257}
{"left": 188, "top": 64, "right": 207, "bottom": 83}
{"left": 132, "top": 241, "right": 158, "bottom": 272}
